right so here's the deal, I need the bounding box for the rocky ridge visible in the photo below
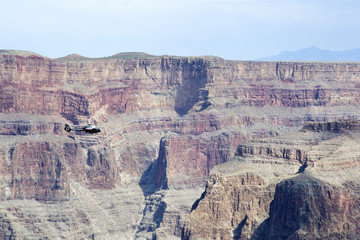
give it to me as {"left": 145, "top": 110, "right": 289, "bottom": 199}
{"left": 183, "top": 120, "right": 360, "bottom": 239}
{"left": 1, "top": 51, "right": 360, "bottom": 238}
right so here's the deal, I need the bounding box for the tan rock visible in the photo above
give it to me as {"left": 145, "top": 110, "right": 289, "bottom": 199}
{"left": 1, "top": 52, "right": 360, "bottom": 238}
{"left": 183, "top": 120, "right": 360, "bottom": 239}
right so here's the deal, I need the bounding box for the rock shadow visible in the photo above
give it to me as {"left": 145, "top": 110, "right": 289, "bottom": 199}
{"left": 190, "top": 190, "right": 206, "bottom": 211}
{"left": 233, "top": 215, "right": 248, "bottom": 240}
{"left": 174, "top": 58, "right": 209, "bottom": 116}
{"left": 250, "top": 173, "right": 348, "bottom": 240}
{"left": 139, "top": 158, "right": 160, "bottom": 197}
{"left": 153, "top": 201, "right": 167, "bottom": 228}
{"left": 140, "top": 137, "right": 168, "bottom": 196}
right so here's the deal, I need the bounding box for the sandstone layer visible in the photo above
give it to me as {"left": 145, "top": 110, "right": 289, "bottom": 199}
{"left": 1, "top": 51, "right": 360, "bottom": 238}
{"left": 183, "top": 120, "right": 360, "bottom": 240}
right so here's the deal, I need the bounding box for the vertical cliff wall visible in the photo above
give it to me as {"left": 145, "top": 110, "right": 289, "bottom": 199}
{"left": 183, "top": 120, "right": 360, "bottom": 240}
{"left": 1, "top": 51, "right": 360, "bottom": 238}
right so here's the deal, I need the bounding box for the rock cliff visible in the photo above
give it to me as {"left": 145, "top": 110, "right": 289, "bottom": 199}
{"left": 183, "top": 120, "right": 360, "bottom": 239}
{"left": 1, "top": 51, "right": 360, "bottom": 238}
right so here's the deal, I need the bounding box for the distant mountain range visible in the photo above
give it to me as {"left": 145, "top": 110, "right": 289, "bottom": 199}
{"left": 255, "top": 47, "right": 360, "bottom": 62}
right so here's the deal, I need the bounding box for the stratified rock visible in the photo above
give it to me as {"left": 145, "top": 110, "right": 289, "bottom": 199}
{"left": 9, "top": 140, "right": 70, "bottom": 201}
{"left": 182, "top": 173, "right": 275, "bottom": 240}
{"left": 2, "top": 52, "right": 360, "bottom": 238}
{"left": 251, "top": 174, "right": 360, "bottom": 240}
{"left": 85, "top": 147, "right": 116, "bottom": 189}
{"left": 183, "top": 120, "right": 360, "bottom": 240}
{"left": 155, "top": 131, "right": 250, "bottom": 189}
{"left": 301, "top": 119, "right": 360, "bottom": 132}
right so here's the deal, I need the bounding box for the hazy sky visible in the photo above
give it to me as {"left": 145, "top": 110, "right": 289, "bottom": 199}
{"left": 1, "top": 0, "right": 360, "bottom": 60}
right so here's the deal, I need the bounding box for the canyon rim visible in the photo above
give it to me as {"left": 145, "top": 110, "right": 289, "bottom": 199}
{"left": 0, "top": 50, "right": 360, "bottom": 239}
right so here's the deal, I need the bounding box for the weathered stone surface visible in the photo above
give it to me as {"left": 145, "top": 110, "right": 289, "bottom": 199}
{"left": 9, "top": 141, "right": 69, "bottom": 201}
{"left": 2, "top": 51, "right": 360, "bottom": 238}
{"left": 182, "top": 120, "right": 360, "bottom": 240}
{"left": 182, "top": 173, "right": 275, "bottom": 240}
{"left": 301, "top": 119, "right": 360, "bottom": 132}
{"left": 86, "top": 147, "right": 116, "bottom": 189}
{"left": 251, "top": 174, "right": 360, "bottom": 240}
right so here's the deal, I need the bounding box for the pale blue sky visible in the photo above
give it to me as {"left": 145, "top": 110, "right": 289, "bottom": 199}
{"left": 1, "top": 0, "right": 360, "bottom": 60}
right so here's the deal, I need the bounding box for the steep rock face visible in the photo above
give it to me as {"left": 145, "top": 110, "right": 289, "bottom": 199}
{"left": 183, "top": 120, "right": 360, "bottom": 240}
{"left": 182, "top": 173, "right": 275, "bottom": 240}
{"left": 0, "top": 119, "right": 63, "bottom": 136}
{"left": 86, "top": 147, "right": 116, "bottom": 189}
{"left": 156, "top": 131, "right": 263, "bottom": 189}
{"left": 9, "top": 141, "right": 69, "bottom": 201}
{"left": 173, "top": 58, "right": 209, "bottom": 115}
{"left": 252, "top": 174, "right": 360, "bottom": 240}
{"left": 2, "top": 52, "right": 360, "bottom": 238}
{"left": 3, "top": 54, "right": 360, "bottom": 192}
{"left": 0, "top": 135, "right": 117, "bottom": 202}
{"left": 0, "top": 55, "right": 213, "bottom": 118}
{"left": 301, "top": 119, "right": 360, "bottom": 132}
{"left": 204, "top": 60, "right": 360, "bottom": 108}
{"left": 3, "top": 55, "right": 360, "bottom": 119}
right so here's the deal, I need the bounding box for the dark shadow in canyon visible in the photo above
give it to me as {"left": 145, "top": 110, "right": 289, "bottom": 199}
{"left": 233, "top": 215, "right": 248, "bottom": 240}
{"left": 153, "top": 201, "right": 167, "bottom": 228}
{"left": 174, "top": 59, "right": 209, "bottom": 116}
{"left": 140, "top": 137, "right": 168, "bottom": 196}
{"left": 139, "top": 158, "right": 160, "bottom": 197}
{"left": 190, "top": 190, "right": 206, "bottom": 211}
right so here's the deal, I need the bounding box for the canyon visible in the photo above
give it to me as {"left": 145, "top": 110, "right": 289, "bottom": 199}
{"left": 183, "top": 120, "right": 360, "bottom": 239}
{"left": 0, "top": 50, "right": 360, "bottom": 239}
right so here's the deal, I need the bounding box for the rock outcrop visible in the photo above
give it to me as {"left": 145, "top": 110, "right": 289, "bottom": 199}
{"left": 182, "top": 120, "right": 360, "bottom": 239}
{"left": 252, "top": 174, "right": 360, "bottom": 240}
{"left": 1, "top": 51, "right": 360, "bottom": 238}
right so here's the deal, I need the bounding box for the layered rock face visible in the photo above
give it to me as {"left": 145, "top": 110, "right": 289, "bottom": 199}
{"left": 1, "top": 51, "right": 360, "bottom": 238}
{"left": 252, "top": 174, "right": 360, "bottom": 240}
{"left": 183, "top": 120, "right": 360, "bottom": 239}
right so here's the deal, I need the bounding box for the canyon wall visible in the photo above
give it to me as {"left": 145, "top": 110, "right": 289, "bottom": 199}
{"left": 1, "top": 51, "right": 360, "bottom": 238}
{"left": 183, "top": 120, "right": 360, "bottom": 239}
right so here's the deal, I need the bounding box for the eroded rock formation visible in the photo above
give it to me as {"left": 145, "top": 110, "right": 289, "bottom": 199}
{"left": 183, "top": 120, "right": 360, "bottom": 240}
{"left": 1, "top": 51, "right": 360, "bottom": 238}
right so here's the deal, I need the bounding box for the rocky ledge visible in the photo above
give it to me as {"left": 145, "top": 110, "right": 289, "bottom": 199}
{"left": 183, "top": 120, "right": 360, "bottom": 240}
{"left": 2, "top": 52, "right": 360, "bottom": 238}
